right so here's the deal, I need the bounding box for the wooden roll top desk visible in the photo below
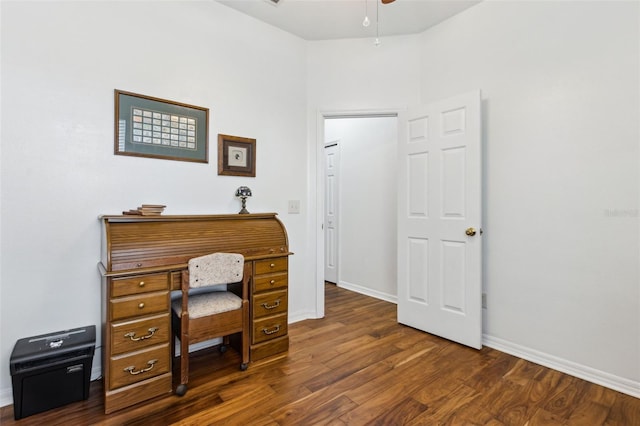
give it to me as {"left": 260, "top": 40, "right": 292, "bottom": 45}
{"left": 99, "top": 213, "right": 291, "bottom": 413}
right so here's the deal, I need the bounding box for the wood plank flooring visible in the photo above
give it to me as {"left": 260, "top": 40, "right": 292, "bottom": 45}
{"left": 2, "top": 283, "right": 638, "bottom": 425}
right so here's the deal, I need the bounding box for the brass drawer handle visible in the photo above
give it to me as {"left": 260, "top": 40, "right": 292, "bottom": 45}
{"left": 270, "top": 280, "right": 276, "bottom": 285}
{"left": 123, "top": 359, "right": 157, "bottom": 375}
{"left": 261, "top": 300, "right": 281, "bottom": 310}
{"left": 138, "top": 302, "right": 145, "bottom": 309}
{"left": 124, "top": 327, "right": 158, "bottom": 341}
{"left": 138, "top": 281, "right": 145, "bottom": 287}
{"left": 262, "top": 325, "right": 281, "bottom": 335}
{"left": 270, "top": 263, "right": 275, "bottom": 268}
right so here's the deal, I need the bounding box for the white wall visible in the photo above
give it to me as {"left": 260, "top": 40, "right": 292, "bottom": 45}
{"left": 324, "top": 117, "right": 398, "bottom": 301}
{"left": 418, "top": 0, "right": 639, "bottom": 393}
{"left": 307, "top": 1, "right": 639, "bottom": 396}
{"left": 307, "top": 35, "right": 422, "bottom": 112}
{"left": 306, "top": 35, "right": 422, "bottom": 317}
{"left": 0, "top": 0, "right": 313, "bottom": 404}
{"left": 1, "top": 0, "right": 638, "bottom": 408}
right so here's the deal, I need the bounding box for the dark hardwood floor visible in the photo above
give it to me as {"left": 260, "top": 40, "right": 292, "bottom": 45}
{"left": 2, "top": 283, "right": 638, "bottom": 425}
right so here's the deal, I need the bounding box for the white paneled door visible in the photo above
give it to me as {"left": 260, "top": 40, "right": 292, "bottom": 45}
{"left": 397, "top": 91, "right": 482, "bottom": 349}
{"left": 324, "top": 143, "right": 340, "bottom": 284}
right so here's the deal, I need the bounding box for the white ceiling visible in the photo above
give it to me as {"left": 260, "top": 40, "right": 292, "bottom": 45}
{"left": 216, "top": 0, "right": 481, "bottom": 41}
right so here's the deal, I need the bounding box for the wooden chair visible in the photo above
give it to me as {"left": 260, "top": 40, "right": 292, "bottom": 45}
{"left": 172, "top": 252, "right": 250, "bottom": 396}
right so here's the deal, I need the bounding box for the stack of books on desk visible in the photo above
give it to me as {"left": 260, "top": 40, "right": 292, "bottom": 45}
{"left": 123, "top": 204, "right": 166, "bottom": 216}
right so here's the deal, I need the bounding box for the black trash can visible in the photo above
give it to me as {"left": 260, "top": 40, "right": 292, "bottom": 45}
{"left": 10, "top": 325, "right": 96, "bottom": 420}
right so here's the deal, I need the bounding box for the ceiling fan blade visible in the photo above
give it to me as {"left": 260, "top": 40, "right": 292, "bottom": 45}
{"left": 381, "top": 0, "right": 396, "bottom": 3}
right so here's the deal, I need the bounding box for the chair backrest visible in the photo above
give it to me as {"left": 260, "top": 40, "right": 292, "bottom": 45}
{"left": 188, "top": 253, "right": 244, "bottom": 289}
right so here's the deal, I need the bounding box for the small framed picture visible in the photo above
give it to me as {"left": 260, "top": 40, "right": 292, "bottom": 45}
{"left": 218, "top": 134, "right": 256, "bottom": 177}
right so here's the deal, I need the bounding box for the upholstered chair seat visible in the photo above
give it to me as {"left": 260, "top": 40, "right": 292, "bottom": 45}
{"left": 172, "top": 291, "right": 242, "bottom": 318}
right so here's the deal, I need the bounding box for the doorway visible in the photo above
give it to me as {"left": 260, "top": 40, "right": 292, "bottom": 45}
{"left": 321, "top": 114, "right": 399, "bottom": 303}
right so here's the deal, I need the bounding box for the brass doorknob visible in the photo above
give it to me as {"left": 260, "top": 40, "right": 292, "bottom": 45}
{"left": 465, "top": 227, "right": 477, "bottom": 237}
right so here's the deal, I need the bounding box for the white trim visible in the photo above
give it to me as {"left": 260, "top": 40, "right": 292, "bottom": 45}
{"left": 323, "top": 112, "right": 398, "bottom": 120}
{"left": 0, "top": 387, "right": 12, "bottom": 408}
{"left": 2, "top": 326, "right": 636, "bottom": 409}
{"left": 288, "top": 309, "right": 317, "bottom": 324}
{"left": 483, "top": 334, "right": 640, "bottom": 399}
{"left": 317, "top": 280, "right": 640, "bottom": 399}
{"left": 315, "top": 110, "right": 326, "bottom": 319}
{"left": 337, "top": 280, "right": 397, "bottom": 304}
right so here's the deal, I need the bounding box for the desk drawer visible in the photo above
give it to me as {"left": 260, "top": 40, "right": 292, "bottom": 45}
{"left": 110, "top": 344, "right": 170, "bottom": 389}
{"left": 253, "top": 314, "right": 288, "bottom": 344}
{"left": 253, "top": 273, "right": 287, "bottom": 293}
{"left": 254, "top": 258, "right": 288, "bottom": 275}
{"left": 253, "top": 290, "right": 288, "bottom": 319}
{"left": 110, "top": 292, "right": 169, "bottom": 321}
{"left": 111, "top": 313, "right": 170, "bottom": 355}
{"left": 111, "top": 273, "right": 169, "bottom": 298}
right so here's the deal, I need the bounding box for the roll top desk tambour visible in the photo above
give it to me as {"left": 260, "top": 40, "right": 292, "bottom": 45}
{"left": 98, "top": 213, "right": 291, "bottom": 414}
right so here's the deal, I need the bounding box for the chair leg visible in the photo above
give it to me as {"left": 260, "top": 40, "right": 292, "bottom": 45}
{"left": 219, "top": 335, "right": 230, "bottom": 353}
{"left": 177, "top": 312, "right": 190, "bottom": 396}
{"left": 239, "top": 262, "right": 251, "bottom": 371}
{"left": 241, "top": 300, "right": 250, "bottom": 371}
{"left": 176, "top": 332, "right": 189, "bottom": 396}
{"left": 177, "top": 271, "right": 190, "bottom": 396}
{"left": 176, "top": 383, "right": 187, "bottom": 396}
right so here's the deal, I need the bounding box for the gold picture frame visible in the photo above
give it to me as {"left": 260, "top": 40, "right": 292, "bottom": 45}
{"left": 114, "top": 89, "right": 209, "bottom": 163}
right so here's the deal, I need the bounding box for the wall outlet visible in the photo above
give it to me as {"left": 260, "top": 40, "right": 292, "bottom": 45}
{"left": 482, "top": 293, "right": 487, "bottom": 309}
{"left": 288, "top": 200, "right": 300, "bottom": 214}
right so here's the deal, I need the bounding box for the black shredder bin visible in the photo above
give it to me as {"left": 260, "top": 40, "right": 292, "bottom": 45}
{"left": 10, "top": 325, "right": 96, "bottom": 420}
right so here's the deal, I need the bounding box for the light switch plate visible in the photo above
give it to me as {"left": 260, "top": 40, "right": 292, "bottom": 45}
{"left": 288, "top": 200, "right": 300, "bottom": 214}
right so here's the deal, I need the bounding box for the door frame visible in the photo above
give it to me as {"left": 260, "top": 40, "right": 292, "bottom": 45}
{"left": 314, "top": 108, "right": 405, "bottom": 318}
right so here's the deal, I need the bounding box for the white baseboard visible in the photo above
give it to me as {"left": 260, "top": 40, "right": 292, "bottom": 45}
{"left": 4, "top": 315, "right": 636, "bottom": 408}
{"left": 288, "top": 309, "right": 319, "bottom": 323}
{"left": 483, "top": 334, "right": 640, "bottom": 399}
{"left": 338, "top": 281, "right": 398, "bottom": 304}
{"left": 329, "top": 285, "right": 639, "bottom": 399}
{"left": 0, "top": 387, "right": 13, "bottom": 408}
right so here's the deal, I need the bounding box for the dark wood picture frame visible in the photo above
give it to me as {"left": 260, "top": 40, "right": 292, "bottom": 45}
{"left": 217, "top": 134, "right": 256, "bottom": 177}
{"left": 114, "top": 89, "right": 209, "bottom": 163}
